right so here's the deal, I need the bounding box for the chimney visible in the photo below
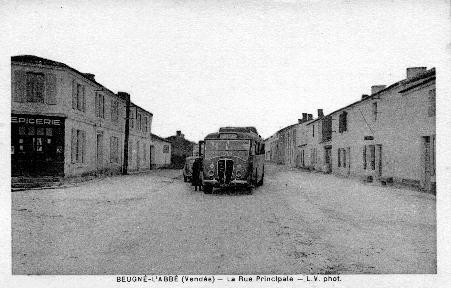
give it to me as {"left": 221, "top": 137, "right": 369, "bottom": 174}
{"left": 302, "top": 113, "right": 308, "bottom": 122}
{"left": 298, "top": 119, "right": 302, "bottom": 124}
{"left": 318, "top": 109, "right": 324, "bottom": 118}
{"left": 371, "top": 85, "right": 386, "bottom": 95}
{"left": 362, "top": 94, "right": 369, "bottom": 99}
{"left": 406, "top": 67, "right": 427, "bottom": 79}
{"left": 176, "top": 130, "right": 181, "bottom": 137}
{"left": 308, "top": 114, "right": 313, "bottom": 120}
{"left": 83, "top": 73, "right": 95, "bottom": 81}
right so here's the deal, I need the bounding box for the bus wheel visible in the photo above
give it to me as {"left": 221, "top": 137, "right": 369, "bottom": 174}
{"left": 203, "top": 185, "right": 213, "bottom": 194}
{"left": 246, "top": 186, "right": 253, "bottom": 195}
{"left": 183, "top": 176, "right": 187, "bottom": 182}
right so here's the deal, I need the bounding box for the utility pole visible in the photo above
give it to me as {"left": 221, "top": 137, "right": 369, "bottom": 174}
{"left": 118, "top": 92, "right": 130, "bottom": 175}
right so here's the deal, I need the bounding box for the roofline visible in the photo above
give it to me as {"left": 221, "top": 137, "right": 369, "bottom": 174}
{"left": 151, "top": 133, "right": 171, "bottom": 143}
{"left": 12, "top": 55, "right": 119, "bottom": 97}
{"left": 130, "top": 102, "right": 154, "bottom": 116}
{"left": 398, "top": 76, "right": 435, "bottom": 93}
{"left": 12, "top": 55, "right": 156, "bottom": 116}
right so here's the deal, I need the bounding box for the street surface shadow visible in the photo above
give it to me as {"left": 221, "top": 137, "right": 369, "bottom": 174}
{"left": 205, "top": 186, "right": 257, "bottom": 196}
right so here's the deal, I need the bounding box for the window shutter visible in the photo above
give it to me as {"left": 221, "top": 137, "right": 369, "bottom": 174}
{"left": 102, "top": 95, "right": 105, "bottom": 118}
{"left": 71, "top": 128, "right": 76, "bottom": 163}
{"left": 95, "top": 93, "right": 99, "bottom": 117}
{"left": 72, "top": 80, "right": 77, "bottom": 109}
{"left": 363, "top": 145, "right": 367, "bottom": 170}
{"left": 13, "top": 70, "right": 27, "bottom": 102}
{"left": 82, "top": 86, "right": 86, "bottom": 112}
{"left": 82, "top": 130, "right": 86, "bottom": 163}
{"left": 45, "top": 73, "right": 57, "bottom": 104}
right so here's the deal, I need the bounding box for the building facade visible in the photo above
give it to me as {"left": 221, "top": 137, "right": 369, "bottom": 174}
{"left": 165, "top": 130, "right": 195, "bottom": 169}
{"left": 11, "top": 55, "right": 154, "bottom": 177}
{"left": 266, "top": 67, "right": 436, "bottom": 193}
{"left": 150, "top": 134, "right": 172, "bottom": 168}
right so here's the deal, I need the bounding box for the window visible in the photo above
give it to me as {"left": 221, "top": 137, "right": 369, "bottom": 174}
{"left": 369, "top": 145, "right": 375, "bottom": 170}
{"left": 372, "top": 102, "right": 378, "bottom": 121}
{"left": 72, "top": 81, "right": 86, "bottom": 112}
{"left": 163, "top": 145, "right": 169, "bottom": 153}
{"left": 138, "top": 114, "right": 142, "bottom": 131}
{"left": 338, "top": 149, "right": 341, "bottom": 167}
{"left": 343, "top": 148, "right": 346, "bottom": 167}
{"left": 312, "top": 125, "right": 315, "bottom": 137}
{"left": 95, "top": 93, "right": 105, "bottom": 118}
{"left": 363, "top": 145, "right": 367, "bottom": 169}
{"left": 26, "top": 72, "right": 45, "bottom": 102}
{"left": 71, "top": 129, "right": 86, "bottom": 163}
{"left": 428, "top": 89, "right": 436, "bottom": 117}
{"left": 110, "top": 136, "right": 119, "bottom": 163}
{"left": 111, "top": 99, "right": 119, "bottom": 122}
{"left": 144, "top": 117, "right": 148, "bottom": 133}
{"left": 339, "top": 111, "right": 348, "bottom": 133}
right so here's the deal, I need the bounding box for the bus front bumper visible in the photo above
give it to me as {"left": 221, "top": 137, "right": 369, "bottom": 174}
{"left": 203, "top": 179, "right": 249, "bottom": 187}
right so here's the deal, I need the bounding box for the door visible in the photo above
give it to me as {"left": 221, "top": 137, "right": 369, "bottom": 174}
{"left": 96, "top": 133, "right": 103, "bottom": 171}
{"left": 136, "top": 141, "right": 140, "bottom": 170}
{"left": 376, "top": 144, "right": 382, "bottom": 177}
{"left": 325, "top": 147, "right": 332, "bottom": 173}
{"left": 149, "top": 144, "right": 153, "bottom": 169}
{"left": 150, "top": 145, "right": 155, "bottom": 168}
{"left": 423, "top": 136, "right": 432, "bottom": 190}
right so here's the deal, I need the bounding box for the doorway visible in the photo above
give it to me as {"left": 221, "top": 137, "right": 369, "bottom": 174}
{"left": 96, "top": 133, "right": 103, "bottom": 172}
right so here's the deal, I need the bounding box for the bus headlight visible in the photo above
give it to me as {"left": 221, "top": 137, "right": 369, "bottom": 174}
{"left": 209, "top": 163, "right": 214, "bottom": 169}
{"left": 208, "top": 170, "right": 214, "bottom": 177}
{"left": 236, "top": 170, "right": 242, "bottom": 179}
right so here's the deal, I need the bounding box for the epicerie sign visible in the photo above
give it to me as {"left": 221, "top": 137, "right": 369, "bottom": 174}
{"left": 11, "top": 116, "right": 61, "bottom": 126}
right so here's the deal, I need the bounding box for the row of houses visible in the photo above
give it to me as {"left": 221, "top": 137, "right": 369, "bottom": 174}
{"left": 11, "top": 55, "right": 171, "bottom": 178}
{"left": 265, "top": 67, "right": 436, "bottom": 193}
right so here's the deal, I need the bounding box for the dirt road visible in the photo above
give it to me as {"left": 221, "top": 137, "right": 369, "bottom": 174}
{"left": 11, "top": 163, "right": 436, "bottom": 274}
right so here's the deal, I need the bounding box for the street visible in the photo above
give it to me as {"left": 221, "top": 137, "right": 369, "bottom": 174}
{"left": 12, "top": 163, "right": 436, "bottom": 275}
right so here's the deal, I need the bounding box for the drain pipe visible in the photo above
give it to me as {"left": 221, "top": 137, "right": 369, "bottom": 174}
{"left": 118, "top": 92, "right": 130, "bottom": 175}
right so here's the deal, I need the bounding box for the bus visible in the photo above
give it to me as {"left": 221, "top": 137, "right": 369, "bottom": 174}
{"left": 202, "top": 127, "right": 265, "bottom": 194}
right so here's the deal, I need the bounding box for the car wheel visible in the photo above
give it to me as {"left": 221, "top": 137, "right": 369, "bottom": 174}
{"left": 203, "top": 184, "right": 213, "bottom": 194}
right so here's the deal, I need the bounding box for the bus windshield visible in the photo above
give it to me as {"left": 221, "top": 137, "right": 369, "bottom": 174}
{"left": 205, "top": 139, "right": 250, "bottom": 151}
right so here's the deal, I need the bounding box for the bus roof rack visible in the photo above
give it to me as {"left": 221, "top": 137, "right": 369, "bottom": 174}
{"left": 219, "top": 127, "right": 258, "bottom": 134}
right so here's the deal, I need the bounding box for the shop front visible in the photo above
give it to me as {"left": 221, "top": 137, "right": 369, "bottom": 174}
{"left": 11, "top": 114, "right": 65, "bottom": 176}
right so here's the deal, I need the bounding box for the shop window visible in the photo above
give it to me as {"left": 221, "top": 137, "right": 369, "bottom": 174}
{"left": 19, "top": 127, "right": 26, "bottom": 135}
{"left": 34, "top": 138, "right": 43, "bottom": 152}
{"left": 46, "top": 128, "right": 53, "bottom": 136}
{"left": 28, "top": 127, "right": 35, "bottom": 135}
{"left": 26, "top": 72, "right": 45, "bottom": 103}
{"left": 37, "top": 127, "right": 44, "bottom": 136}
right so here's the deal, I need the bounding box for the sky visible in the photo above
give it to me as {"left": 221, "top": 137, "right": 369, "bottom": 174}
{"left": 1, "top": 0, "right": 449, "bottom": 141}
